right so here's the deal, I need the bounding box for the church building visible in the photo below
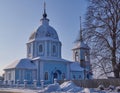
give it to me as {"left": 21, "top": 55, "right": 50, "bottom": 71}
{"left": 4, "top": 3, "right": 92, "bottom": 85}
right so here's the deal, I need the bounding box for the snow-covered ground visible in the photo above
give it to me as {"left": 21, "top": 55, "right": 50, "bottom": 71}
{"left": 0, "top": 81, "right": 120, "bottom": 93}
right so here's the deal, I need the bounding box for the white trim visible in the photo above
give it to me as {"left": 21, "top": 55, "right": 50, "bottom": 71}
{"left": 66, "top": 63, "right": 70, "bottom": 80}
{"left": 45, "top": 41, "right": 47, "bottom": 57}
{"left": 40, "top": 61, "right": 44, "bottom": 80}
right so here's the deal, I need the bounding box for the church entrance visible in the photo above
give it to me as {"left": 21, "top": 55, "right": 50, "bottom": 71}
{"left": 52, "top": 69, "right": 62, "bottom": 83}
{"left": 53, "top": 72, "right": 58, "bottom": 79}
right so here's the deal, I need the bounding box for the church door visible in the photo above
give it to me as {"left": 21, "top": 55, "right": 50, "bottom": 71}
{"left": 53, "top": 72, "right": 58, "bottom": 79}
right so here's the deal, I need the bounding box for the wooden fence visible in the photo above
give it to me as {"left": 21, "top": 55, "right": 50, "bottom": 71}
{"left": 58, "top": 79, "right": 120, "bottom": 88}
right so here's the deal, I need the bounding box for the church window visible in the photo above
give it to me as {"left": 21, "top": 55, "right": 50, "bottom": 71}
{"left": 73, "top": 75, "right": 76, "bottom": 80}
{"left": 53, "top": 45, "right": 56, "bottom": 54}
{"left": 53, "top": 72, "right": 58, "bottom": 79}
{"left": 85, "top": 52, "right": 88, "bottom": 61}
{"left": 27, "top": 71, "right": 31, "bottom": 81}
{"left": 87, "top": 73, "right": 89, "bottom": 79}
{"left": 44, "top": 72, "right": 48, "bottom": 80}
{"left": 39, "top": 44, "right": 43, "bottom": 53}
{"left": 75, "top": 51, "right": 79, "bottom": 61}
{"left": 79, "top": 75, "right": 81, "bottom": 79}
{"left": 8, "top": 73, "right": 11, "bottom": 80}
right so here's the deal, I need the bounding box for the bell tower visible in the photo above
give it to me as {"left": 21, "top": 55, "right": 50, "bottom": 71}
{"left": 72, "top": 17, "right": 90, "bottom": 69}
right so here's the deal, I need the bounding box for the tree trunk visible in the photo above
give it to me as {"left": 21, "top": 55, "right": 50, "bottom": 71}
{"left": 112, "top": 33, "right": 117, "bottom": 77}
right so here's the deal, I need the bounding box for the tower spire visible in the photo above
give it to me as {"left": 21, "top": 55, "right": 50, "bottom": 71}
{"left": 80, "top": 16, "right": 83, "bottom": 41}
{"left": 43, "top": 1, "right": 47, "bottom": 18}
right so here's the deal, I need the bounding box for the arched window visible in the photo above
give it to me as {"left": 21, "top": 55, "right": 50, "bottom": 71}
{"left": 8, "top": 73, "right": 11, "bottom": 80}
{"left": 75, "top": 51, "right": 79, "bottom": 61}
{"left": 85, "top": 52, "right": 88, "bottom": 61}
{"left": 53, "top": 72, "right": 58, "bottom": 79}
{"left": 53, "top": 45, "right": 56, "bottom": 53}
{"left": 79, "top": 75, "right": 81, "bottom": 79}
{"left": 44, "top": 72, "right": 48, "bottom": 80}
{"left": 39, "top": 45, "right": 43, "bottom": 53}
{"left": 73, "top": 75, "right": 76, "bottom": 80}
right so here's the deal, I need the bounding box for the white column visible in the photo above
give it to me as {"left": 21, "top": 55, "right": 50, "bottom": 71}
{"left": 33, "top": 41, "right": 35, "bottom": 58}
{"left": 31, "top": 43, "right": 33, "bottom": 58}
{"left": 45, "top": 41, "right": 47, "bottom": 57}
{"left": 13, "top": 70, "right": 15, "bottom": 84}
{"left": 4, "top": 72, "right": 7, "bottom": 81}
{"left": 36, "top": 60, "right": 40, "bottom": 84}
{"left": 49, "top": 41, "right": 52, "bottom": 57}
{"left": 40, "top": 61, "right": 44, "bottom": 80}
{"left": 24, "top": 80, "right": 27, "bottom": 88}
{"left": 26, "top": 43, "right": 28, "bottom": 58}
{"left": 66, "top": 63, "right": 70, "bottom": 80}
{"left": 41, "top": 80, "right": 44, "bottom": 89}
{"left": 33, "top": 80, "right": 37, "bottom": 88}
{"left": 34, "top": 42, "right": 38, "bottom": 57}
{"left": 59, "top": 42, "right": 62, "bottom": 58}
{"left": 17, "top": 80, "right": 20, "bottom": 87}
{"left": 54, "top": 78, "right": 57, "bottom": 84}
{"left": 58, "top": 43, "right": 60, "bottom": 58}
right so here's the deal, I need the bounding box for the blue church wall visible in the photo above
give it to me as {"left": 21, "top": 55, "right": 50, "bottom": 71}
{"left": 15, "top": 69, "right": 19, "bottom": 83}
{"left": 15, "top": 69, "right": 36, "bottom": 84}
{"left": 43, "top": 61, "right": 67, "bottom": 84}
{"left": 71, "top": 71, "right": 84, "bottom": 80}
{"left": 24, "top": 70, "right": 32, "bottom": 84}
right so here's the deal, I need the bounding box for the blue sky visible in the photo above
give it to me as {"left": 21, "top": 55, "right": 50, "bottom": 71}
{"left": 0, "top": 0, "right": 88, "bottom": 75}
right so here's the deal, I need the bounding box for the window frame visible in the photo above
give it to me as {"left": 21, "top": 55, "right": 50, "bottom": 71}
{"left": 44, "top": 72, "right": 49, "bottom": 80}
{"left": 53, "top": 45, "right": 56, "bottom": 54}
{"left": 39, "top": 44, "right": 43, "bottom": 53}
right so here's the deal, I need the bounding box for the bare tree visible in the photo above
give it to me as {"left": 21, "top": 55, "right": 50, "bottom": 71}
{"left": 83, "top": 0, "right": 120, "bottom": 78}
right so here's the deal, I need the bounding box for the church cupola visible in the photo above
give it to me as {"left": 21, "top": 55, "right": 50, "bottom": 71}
{"left": 27, "top": 2, "right": 62, "bottom": 59}
{"left": 72, "top": 17, "right": 90, "bottom": 68}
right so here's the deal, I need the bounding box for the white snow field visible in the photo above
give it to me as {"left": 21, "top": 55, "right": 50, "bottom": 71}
{"left": 0, "top": 81, "right": 120, "bottom": 93}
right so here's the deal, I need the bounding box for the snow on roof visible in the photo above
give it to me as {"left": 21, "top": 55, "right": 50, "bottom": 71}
{"left": 27, "top": 37, "right": 59, "bottom": 43}
{"left": 32, "top": 57, "right": 73, "bottom": 63}
{"left": 70, "top": 62, "right": 84, "bottom": 71}
{"left": 4, "top": 58, "right": 36, "bottom": 70}
{"left": 72, "top": 41, "right": 90, "bottom": 50}
{"left": 29, "top": 21, "right": 59, "bottom": 41}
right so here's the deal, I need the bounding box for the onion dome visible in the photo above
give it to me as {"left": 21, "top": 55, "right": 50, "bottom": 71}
{"left": 29, "top": 2, "right": 59, "bottom": 41}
